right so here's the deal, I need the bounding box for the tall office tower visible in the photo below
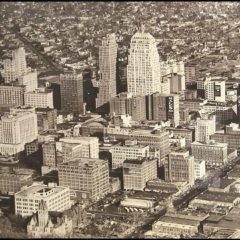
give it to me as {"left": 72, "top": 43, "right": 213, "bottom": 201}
{"left": 60, "top": 71, "right": 84, "bottom": 115}
{"left": 35, "top": 108, "right": 57, "bottom": 133}
{"left": 126, "top": 95, "right": 146, "bottom": 121}
{"left": 3, "top": 58, "right": 16, "bottom": 83}
{"left": 59, "top": 137, "right": 99, "bottom": 159}
{"left": 0, "top": 107, "right": 38, "bottom": 155}
{"left": 165, "top": 150, "right": 195, "bottom": 186}
{"left": 123, "top": 158, "right": 157, "bottom": 191}
{"left": 58, "top": 158, "right": 109, "bottom": 201}
{"left": 151, "top": 93, "right": 180, "bottom": 127}
{"left": 110, "top": 92, "right": 132, "bottom": 116}
{"left": 18, "top": 71, "right": 38, "bottom": 92}
{"left": 0, "top": 85, "right": 25, "bottom": 107}
{"left": 42, "top": 141, "right": 57, "bottom": 167}
{"left": 127, "top": 24, "right": 162, "bottom": 96}
{"left": 196, "top": 113, "right": 216, "bottom": 143}
{"left": 163, "top": 73, "right": 185, "bottom": 94}
{"left": 3, "top": 47, "right": 30, "bottom": 84}
{"left": 184, "top": 63, "right": 199, "bottom": 83}
{"left": 96, "top": 34, "right": 118, "bottom": 113}
{"left": 205, "top": 77, "right": 226, "bottom": 102}
{"left": 12, "top": 46, "right": 28, "bottom": 78}
{"left": 110, "top": 92, "right": 146, "bottom": 121}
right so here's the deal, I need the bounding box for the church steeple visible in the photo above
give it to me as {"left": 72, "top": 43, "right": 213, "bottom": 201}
{"left": 38, "top": 200, "right": 49, "bottom": 229}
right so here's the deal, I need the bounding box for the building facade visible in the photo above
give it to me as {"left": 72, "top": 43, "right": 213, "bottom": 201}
{"left": 15, "top": 183, "right": 71, "bottom": 217}
{"left": 191, "top": 141, "right": 228, "bottom": 167}
{"left": 127, "top": 25, "right": 162, "bottom": 96}
{"left": 166, "top": 150, "right": 195, "bottom": 186}
{"left": 58, "top": 158, "right": 109, "bottom": 201}
{"left": 60, "top": 71, "right": 84, "bottom": 115}
{"left": 96, "top": 34, "right": 118, "bottom": 113}
{"left": 123, "top": 158, "right": 157, "bottom": 191}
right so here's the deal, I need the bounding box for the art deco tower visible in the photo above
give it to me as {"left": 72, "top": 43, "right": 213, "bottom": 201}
{"left": 96, "top": 33, "right": 118, "bottom": 114}
{"left": 127, "top": 24, "right": 162, "bottom": 96}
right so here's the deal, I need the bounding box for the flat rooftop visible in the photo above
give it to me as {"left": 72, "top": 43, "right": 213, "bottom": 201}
{"left": 15, "top": 184, "right": 67, "bottom": 198}
{"left": 209, "top": 178, "right": 235, "bottom": 189}
{"left": 58, "top": 158, "right": 105, "bottom": 168}
{"left": 196, "top": 190, "right": 240, "bottom": 203}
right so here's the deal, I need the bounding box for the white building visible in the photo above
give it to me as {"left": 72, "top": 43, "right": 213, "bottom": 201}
{"left": 3, "top": 47, "right": 28, "bottom": 83}
{"left": 59, "top": 136, "right": 99, "bottom": 158}
{"left": 110, "top": 140, "right": 150, "bottom": 169}
{"left": 195, "top": 113, "right": 216, "bottom": 143}
{"left": 0, "top": 106, "right": 38, "bottom": 155}
{"left": 127, "top": 24, "right": 162, "bottom": 96}
{"left": 204, "top": 76, "right": 226, "bottom": 102}
{"left": 15, "top": 182, "right": 71, "bottom": 217}
{"left": 96, "top": 34, "right": 118, "bottom": 112}
{"left": 24, "top": 88, "right": 54, "bottom": 108}
{"left": 18, "top": 71, "right": 38, "bottom": 92}
{"left": 194, "top": 160, "right": 206, "bottom": 180}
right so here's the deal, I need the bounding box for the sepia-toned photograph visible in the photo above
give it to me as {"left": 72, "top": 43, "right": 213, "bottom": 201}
{"left": 0, "top": 1, "right": 240, "bottom": 239}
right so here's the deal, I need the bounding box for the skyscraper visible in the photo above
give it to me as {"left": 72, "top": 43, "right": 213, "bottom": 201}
{"left": 96, "top": 33, "right": 118, "bottom": 113}
{"left": 60, "top": 71, "right": 84, "bottom": 115}
{"left": 3, "top": 47, "right": 28, "bottom": 83}
{"left": 127, "top": 24, "right": 161, "bottom": 96}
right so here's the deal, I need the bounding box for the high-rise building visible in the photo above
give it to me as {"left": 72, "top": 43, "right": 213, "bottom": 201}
{"left": 191, "top": 141, "right": 228, "bottom": 167}
{"left": 163, "top": 73, "right": 185, "bottom": 94}
{"left": 12, "top": 46, "right": 28, "bottom": 78}
{"left": 0, "top": 84, "right": 25, "bottom": 107}
{"left": 35, "top": 108, "right": 57, "bottom": 133}
{"left": 205, "top": 77, "right": 226, "bottom": 102}
{"left": 127, "top": 25, "right": 162, "bottom": 96}
{"left": 0, "top": 106, "right": 38, "bottom": 155}
{"left": 15, "top": 183, "right": 71, "bottom": 217}
{"left": 196, "top": 113, "right": 216, "bottom": 143}
{"left": 96, "top": 34, "right": 118, "bottom": 113}
{"left": 110, "top": 140, "right": 150, "bottom": 169}
{"left": 59, "top": 137, "right": 99, "bottom": 159}
{"left": 110, "top": 92, "right": 132, "bottom": 116}
{"left": 42, "top": 141, "right": 57, "bottom": 167}
{"left": 123, "top": 157, "right": 157, "bottom": 191}
{"left": 60, "top": 71, "right": 84, "bottom": 115}
{"left": 126, "top": 95, "right": 146, "bottom": 121}
{"left": 18, "top": 71, "right": 38, "bottom": 92}
{"left": 24, "top": 88, "right": 54, "bottom": 108}
{"left": 184, "top": 63, "right": 199, "bottom": 83}
{"left": 165, "top": 149, "right": 195, "bottom": 186}
{"left": 151, "top": 93, "right": 180, "bottom": 127}
{"left": 110, "top": 92, "right": 146, "bottom": 121}
{"left": 3, "top": 47, "right": 28, "bottom": 83}
{"left": 58, "top": 158, "right": 109, "bottom": 201}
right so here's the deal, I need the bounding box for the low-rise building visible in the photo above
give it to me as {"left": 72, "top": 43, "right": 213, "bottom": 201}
{"left": 15, "top": 182, "right": 71, "bottom": 217}
{"left": 149, "top": 213, "right": 207, "bottom": 238}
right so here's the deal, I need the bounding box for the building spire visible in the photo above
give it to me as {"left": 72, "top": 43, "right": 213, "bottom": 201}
{"left": 140, "top": 23, "right": 145, "bottom": 33}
